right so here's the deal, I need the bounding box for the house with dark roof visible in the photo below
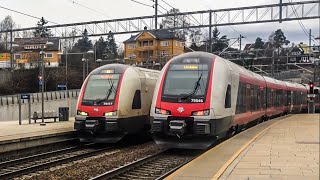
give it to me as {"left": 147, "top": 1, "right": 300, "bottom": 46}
{"left": 12, "top": 37, "right": 60, "bottom": 69}
{"left": 123, "top": 28, "right": 185, "bottom": 64}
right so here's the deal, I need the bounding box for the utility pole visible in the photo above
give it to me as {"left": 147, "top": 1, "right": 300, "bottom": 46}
{"left": 209, "top": 11, "right": 212, "bottom": 53}
{"left": 239, "top": 35, "right": 245, "bottom": 67}
{"left": 309, "top": 29, "right": 315, "bottom": 83}
{"left": 10, "top": 29, "right": 13, "bottom": 69}
{"left": 155, "top": 0, "right": 158, "bottom": 29}
{"left": 279, "top": 0, "right": 282, "bottom": 23}
{"left": 272, "top": 50, "right": 275, "bottom": 78}
{"left": 239, "top": 34, "right": 245, "bottom": 50}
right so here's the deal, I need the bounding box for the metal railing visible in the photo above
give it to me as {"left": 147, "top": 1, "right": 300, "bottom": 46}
{"left": 0, "top": 89, "right": 80, "bottom": 106}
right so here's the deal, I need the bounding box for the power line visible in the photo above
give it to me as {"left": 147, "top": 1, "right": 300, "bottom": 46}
{"left": 131, "top": 0, "right": 154, "bottom": 8}
{"left": 0, "top": 5, "right": 58, "bottom": 25}
{"left": 69, "top": 0, "right": 110, "bottom": 18}
{"left": 288, "top": 0, "right": 319, "bottom": 45}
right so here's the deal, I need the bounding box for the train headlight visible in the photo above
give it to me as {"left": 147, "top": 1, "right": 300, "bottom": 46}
{"left": 105, "top": 111, "right": 117, "bottom": 116}
{"left": 155, "top": 108, "right": 171, "bottom": 115}
{"left": 77, "top": 110, "right": 88, "bottom": 116}
{"left": 192, "top": 110, "right": 210, "bottom": 116}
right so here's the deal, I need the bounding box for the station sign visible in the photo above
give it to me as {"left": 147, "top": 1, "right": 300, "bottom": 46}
{"left": 307, "top": 94, "right": 316, "bottom": 98}
{"left": 21, "top": 94, "right": 30, "bottom": 100}
{"left": 57, "top": 84, "right": 67, "bottom": 88}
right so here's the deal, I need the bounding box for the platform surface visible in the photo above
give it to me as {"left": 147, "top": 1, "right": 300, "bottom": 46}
{"left": 0, "top": 118, "right": 75, "bottom": 143}
{"left": 166, "top": 114, "right": 320, "bottom": 180}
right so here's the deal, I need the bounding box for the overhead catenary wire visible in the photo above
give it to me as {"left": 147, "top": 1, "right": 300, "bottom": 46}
{"left": 0, "top": 5, "right": 59, "bottom": 25}
{"left": 288, "top": 0, "right": 319, "bottom": 45}
{"left": 69, "top": 0, "right": 110, "bottom": 19}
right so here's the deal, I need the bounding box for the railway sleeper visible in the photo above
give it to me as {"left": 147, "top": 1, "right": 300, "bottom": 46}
{"left": 122, "top": 174, "right": 157, "bottom": 179}
{"left": 125, "top": 173, "right": 152, "bottom": 178}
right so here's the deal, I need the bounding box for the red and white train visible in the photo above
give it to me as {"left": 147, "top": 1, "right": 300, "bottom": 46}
{"left": 74, "top": 64, "right": 159, "bottom": 143}
{"left": 150, "top": 52, "right": 316, "bottom": 149}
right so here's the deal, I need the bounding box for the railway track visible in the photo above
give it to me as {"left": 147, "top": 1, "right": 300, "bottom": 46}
{"left": 91, "top": 149, "right": 202, "bottom": 180}
{"left": 0, "top": 144, "right": 116, "bottom": 179}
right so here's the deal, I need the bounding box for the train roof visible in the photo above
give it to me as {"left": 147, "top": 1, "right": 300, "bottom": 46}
{"left": 90, "top": 63, "right": 129, "bottom": 75}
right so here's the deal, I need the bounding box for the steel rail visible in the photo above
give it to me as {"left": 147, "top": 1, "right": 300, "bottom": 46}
{"left": 91, "top": 149, "right": 202, "bottom": 180}
{"left": 0, "top": 144, "right": 115, "bottom": 179}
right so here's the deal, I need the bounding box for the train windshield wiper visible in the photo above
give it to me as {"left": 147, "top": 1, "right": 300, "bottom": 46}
{"left": 181, "top": 73, "right": 202, "bottom": 100}
{"left": 96, "top": 79, "right": 116, "bottom": 104}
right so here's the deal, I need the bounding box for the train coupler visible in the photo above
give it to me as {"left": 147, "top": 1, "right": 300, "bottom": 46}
{"left": 169, "top": 120, "right": 187, "bottom": 135}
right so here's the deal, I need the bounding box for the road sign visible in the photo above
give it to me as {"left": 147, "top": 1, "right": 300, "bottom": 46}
{"left": 21, "top": 94, "right": 30, "bottom": 100}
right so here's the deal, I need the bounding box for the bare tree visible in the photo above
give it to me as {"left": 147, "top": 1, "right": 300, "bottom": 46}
{"left": 0, "top": 16, "right": 16, "bottom": 50}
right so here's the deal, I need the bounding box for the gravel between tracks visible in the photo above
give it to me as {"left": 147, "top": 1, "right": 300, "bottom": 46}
{"left": 22, "top": 142, "right": 164, "bottom": 180}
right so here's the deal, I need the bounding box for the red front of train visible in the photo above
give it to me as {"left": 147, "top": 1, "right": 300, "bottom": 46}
{"left": 74, "top": 64, "right": 127, "bottom": 142}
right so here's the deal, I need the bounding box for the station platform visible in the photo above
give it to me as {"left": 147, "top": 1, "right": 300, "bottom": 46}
{"left": 0, "top": 118, "right": 75, "bottom": 153}
{"left": 166, "top": 114, "right": 320, "bottom": 180}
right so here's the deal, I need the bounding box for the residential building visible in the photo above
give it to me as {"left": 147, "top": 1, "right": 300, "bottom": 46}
{"left": 12, "top": 37, "right": 60, "bottom": 69}
{"left": 288, "top": 43, "right": 314, "bottom": 64}
{"left": 0, "top": 53, "right": 11, "bottom": 69}
{"left": 123, "top": 29, "right": 185, "bottom": 64}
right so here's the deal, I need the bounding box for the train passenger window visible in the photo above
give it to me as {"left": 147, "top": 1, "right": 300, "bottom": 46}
{"left": 225, "top": 85, "right": 231, "bottom": 108}
{"left": 132, "top": 90, "right": 141, "bottom": 109}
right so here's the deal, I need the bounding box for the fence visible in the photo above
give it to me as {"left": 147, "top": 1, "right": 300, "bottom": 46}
{"left": 0, "top": 89, "right": 80, "bottom": 106}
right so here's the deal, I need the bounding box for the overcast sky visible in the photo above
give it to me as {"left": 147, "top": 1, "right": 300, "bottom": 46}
{"left": 0, "top": 0, "right": 319, "bottom": 47}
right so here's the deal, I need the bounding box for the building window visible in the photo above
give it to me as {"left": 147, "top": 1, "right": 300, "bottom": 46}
{"left": 45, "top": 53, "right": 53, "bottom": 58}
{"left": 14, "top": 54, "right": 22, "bottom": 59}
{"left": 128, "top": 53, "right": 136, "bottom": 59}
{"left": 142, "top": 41, "right": 149, "bottom": 46}
{"left": 128, "top": 43, "right": 136, "bottom": 49}
{"left": 175, "top": 41, "right": 178, "bottom": 46}
{"left": 179, "top": 42, "right": 185, "bottom": 47}
{"left": 160, "top": 41, "right": 169, "bottom": 47}
{"left": 160, "top": 50, "right": 169, "bottom": 57}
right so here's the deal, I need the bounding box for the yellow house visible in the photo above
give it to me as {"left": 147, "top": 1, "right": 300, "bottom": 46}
{"left": 0, "top": 53, "right": 11, "bottom": 68}
{"left": 123, "top": 29, "right": 185, "bottom": 64}
{"left": 13, "top": 37, "right": 60, "bottom": 69}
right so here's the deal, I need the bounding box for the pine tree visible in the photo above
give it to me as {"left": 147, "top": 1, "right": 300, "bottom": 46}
{"left": 254, "top": 37, "right": 265, "bottom": 49}
{"left": 95, "top": 37, "right": 107, "bottom": 59}
{"left": 211, "top": 27, "right": 229, "bottom": 53}
{"left": 273, "top": 29, "right": 290, "bottom": 48}
{"left": 33, "top": 17, "right": 52, "bottom": 38}
{"left": 71, "top": 29, "right": 93, "bottom": 53}
{"left": 104, "top": 31, "right": 118, "bottom": 59}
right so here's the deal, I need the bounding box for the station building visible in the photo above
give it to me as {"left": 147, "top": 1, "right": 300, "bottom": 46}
{"left": 123, "top": 28, "right": 185, "bottom": 65}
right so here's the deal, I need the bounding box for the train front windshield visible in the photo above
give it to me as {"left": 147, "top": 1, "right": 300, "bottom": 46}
{"left": 82, "top": 74, "right": 120, "bottom": 106}
{"left": 162, "top": 64, "right": 210, "bottom": 103}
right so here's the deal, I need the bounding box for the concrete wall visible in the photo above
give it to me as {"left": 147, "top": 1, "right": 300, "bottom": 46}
{"left": 0, "top": 90, "right": 80, "bottom": 121}
{"left": 0, "top": 70, "right": 12, "bottom": 85}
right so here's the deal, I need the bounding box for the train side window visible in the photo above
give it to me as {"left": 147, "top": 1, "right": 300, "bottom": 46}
{"left": 225, "top": 85, "right": 231, "bottom": 108}
{"left": 132, "top": 90, "right": 141, "bottom": 109}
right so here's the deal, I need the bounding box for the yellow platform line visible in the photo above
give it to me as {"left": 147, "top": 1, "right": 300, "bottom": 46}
{"left": 165, "top": 119, "right": 283, "bottom": 180}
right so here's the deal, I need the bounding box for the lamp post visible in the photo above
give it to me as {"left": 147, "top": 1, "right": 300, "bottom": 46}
{"left": 86, "top": 50, "right": 94, "bottom": 76}
{"left": 96, "top": 59, "right": 102, "bottom": 67}
{"left": 40, "top": 41, "right": 53, "bottom": 123}
{"left": 10, "top": 44, "right": 19, "bottom": 69}
{"left": 82, "top": 56, "right": 86, "bottom": 82}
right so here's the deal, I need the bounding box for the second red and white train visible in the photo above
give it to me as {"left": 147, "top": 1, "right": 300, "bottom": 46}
{"left": 150, "top": 52, "right": 314, "bottom": 149}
